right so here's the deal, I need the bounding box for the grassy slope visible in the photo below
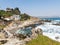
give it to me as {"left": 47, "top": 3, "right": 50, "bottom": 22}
{"left": 26, "top": 35, "right": 60, "bottom": 45}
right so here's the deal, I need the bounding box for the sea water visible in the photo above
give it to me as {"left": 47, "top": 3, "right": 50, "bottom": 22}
{"left": 36, "top": 17, "right": 60, "bottom": 42}
{"left": 41, "top": 17, "right": 60, "bottom": 20}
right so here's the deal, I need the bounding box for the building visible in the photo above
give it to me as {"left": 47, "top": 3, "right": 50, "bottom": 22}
{"left": 10, "top": 15, "right": 21, "bottom": 20}
{"left": 3, "top": 15, "right": 21, "bottom": 21}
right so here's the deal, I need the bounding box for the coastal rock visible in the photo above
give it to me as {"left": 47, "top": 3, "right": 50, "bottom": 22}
{"left": 4, "top": 38, "right": 26, "bottom": 45}
{"left": 32, "top": 28, "right": 43, "bottom": 35}
{"left": 36, "top": 28, "right": 43, "bottom": 35}
{"left": 0, "top": 33, "right": 5, "bottom": 39}
{"left": 43, "top": 19, "right": 51, "bottom": 22}
{"left": 24, "top": 37, "right": 31, "bottom": 42}
{"left": 31, "top": 28, "right": 43, "bottom": 39}
{"left": 31, "top": 33, "right": 38, "bottom": 39}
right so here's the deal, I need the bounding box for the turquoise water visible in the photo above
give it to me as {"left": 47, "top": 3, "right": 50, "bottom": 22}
{"left": 16, "top": 27, "right": 32, "bottom": 36}
{"left": 15, "top": 24, "right": 40, "bottom": 36}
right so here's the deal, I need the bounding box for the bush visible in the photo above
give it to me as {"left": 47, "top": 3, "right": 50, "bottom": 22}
{"left": 20, "top": 13, "right": 30, "bottom": 21}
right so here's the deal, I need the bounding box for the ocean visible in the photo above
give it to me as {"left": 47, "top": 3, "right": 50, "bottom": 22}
{"left": 36, "top": 17, "right": 60, "bottom": 42}
{"left": 41, "top": 17, "right": 60, "bottom": 20}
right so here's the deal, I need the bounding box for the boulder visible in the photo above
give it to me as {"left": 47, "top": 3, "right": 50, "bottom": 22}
{"left": 4, "top": 38, "right": 26, "bottom": 45}
{"left": 24, "top": 37, "right": 31, "bottom": 43}
{"left": 35, "top": 28, "right": 43, "bottom": 35}
{"left": 31, "top": 28, "right": 43, "bottom": 39}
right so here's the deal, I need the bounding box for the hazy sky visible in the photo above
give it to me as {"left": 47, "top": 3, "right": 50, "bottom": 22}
{"left": 0, "top": 0, "right": 60, "bottom": 17}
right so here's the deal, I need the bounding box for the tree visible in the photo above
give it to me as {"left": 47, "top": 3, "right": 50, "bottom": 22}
{"left": 20, "top": 13, "right": 30, "bottom": 21}
{"left": 0, "top": 10, "right": 5, "bottom": 14}
{"left": 13, "top": 7, "right": 21, "bottom": 15}
{"left": 6, "top": 8, "right": 11, "bottom": 11}
{"left": 0, "top": 10, "right": 5, "bottom": 17}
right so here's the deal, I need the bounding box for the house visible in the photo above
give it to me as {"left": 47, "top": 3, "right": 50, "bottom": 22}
{"left": 4, "top": 17, "right": 12, "bottom": 21}
{"left": 3, "top": 15, "right": 21, "bottom": 21}
{"left": 10, "top": 15, "right": 21, "bottom": 20}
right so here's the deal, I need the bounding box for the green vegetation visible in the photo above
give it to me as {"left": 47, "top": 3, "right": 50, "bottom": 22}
{"left": 0, "top": 7, "right": 20, "bottom": 17}
{"left": 26, "top": 35, "right": 60, "bottom": 45}
{"left": 0, "top": 7, "right": 30, "bottom": 21}
{"left": 20, "top": 13, "right": 30, "bottom": 21}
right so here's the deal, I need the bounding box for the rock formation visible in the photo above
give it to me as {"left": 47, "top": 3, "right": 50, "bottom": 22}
{"left": 31, "top": 28, "right": 43, "bottom": 39}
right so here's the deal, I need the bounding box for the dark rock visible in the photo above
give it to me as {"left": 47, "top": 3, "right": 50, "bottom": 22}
{"left": 36, "top": 28, "right": 43, "bottom": 35}
{"left": 0, "top": 40, "right": 7, "bottom": 44}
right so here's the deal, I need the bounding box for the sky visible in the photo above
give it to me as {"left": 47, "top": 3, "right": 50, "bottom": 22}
{"left": 0, "top": 0, "right": 60, "bottom": 17}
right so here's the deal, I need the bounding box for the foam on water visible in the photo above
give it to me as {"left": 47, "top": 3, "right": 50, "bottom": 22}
{"left": 36, "top": 21, "right": 60, "bottom": 42}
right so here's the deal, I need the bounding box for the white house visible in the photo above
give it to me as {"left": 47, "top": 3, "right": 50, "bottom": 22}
{"left": 10, "top": 15, "right": 21, "bottom": 20}
{"left": 4, "top": 18, "right": 11, "bottom": 21}
{"left": 4, "top": 15, "right": 21, "bottom": 21}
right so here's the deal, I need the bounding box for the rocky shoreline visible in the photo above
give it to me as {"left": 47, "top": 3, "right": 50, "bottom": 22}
{"left": 0, "top": 16, "right": 43, "bottom": 45}
{"left": 0, "top": 16, "right": 60, "bottom": 45}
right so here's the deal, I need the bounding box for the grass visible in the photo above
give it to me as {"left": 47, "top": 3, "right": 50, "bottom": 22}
{"left": 26, "top": 35, "right": 60, "bottom": 45}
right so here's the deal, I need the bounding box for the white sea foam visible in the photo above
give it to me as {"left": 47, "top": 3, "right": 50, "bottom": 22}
{"left": 36, "top": 21, "right": 60, "bottom": 42}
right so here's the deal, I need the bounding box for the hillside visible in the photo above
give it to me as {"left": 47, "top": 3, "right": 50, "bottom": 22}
{"left": 26, "top": 35, "right": 60, "bottom": 45}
